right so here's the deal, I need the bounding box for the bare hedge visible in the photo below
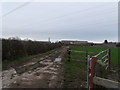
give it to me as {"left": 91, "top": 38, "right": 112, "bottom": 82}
{"left": 2, "top": 38, "right": 61, "bottom": 61}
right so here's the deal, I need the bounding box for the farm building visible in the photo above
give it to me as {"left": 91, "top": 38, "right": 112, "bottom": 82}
{"left": 102, "top": 43, "right": 116, "bottom": 47}
{"left": 93, "top": 43, "right": 117, "bottom": 47}
{"left": 61, "top": 40, "right": 88, "bottom": 45}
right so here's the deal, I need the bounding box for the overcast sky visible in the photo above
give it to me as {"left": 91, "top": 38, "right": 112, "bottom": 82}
{"left": 1, "top": 2, "right": 118, "bottom": 43}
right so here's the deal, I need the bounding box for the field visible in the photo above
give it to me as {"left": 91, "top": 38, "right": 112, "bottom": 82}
{"left": 64, "top": 46, "right": 119, "bottom": 88}
{"left": 2, "top": 45, "right": 119, "bottom": 88}
{"left": 71, "top": 46, "right": 119, "bottom": 65}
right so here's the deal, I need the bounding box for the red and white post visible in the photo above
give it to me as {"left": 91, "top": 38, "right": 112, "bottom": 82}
{"left": 90, "top": 56, "right": 97, "bottom": 90}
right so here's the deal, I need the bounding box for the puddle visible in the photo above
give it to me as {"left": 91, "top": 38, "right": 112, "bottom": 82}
{"left": 54, "top": 58, "right": 62, "bottom": 62}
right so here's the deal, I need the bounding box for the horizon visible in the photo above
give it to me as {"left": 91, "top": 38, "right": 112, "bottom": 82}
{"left": 1, "top": 36, "right": 118, "bottom": 43}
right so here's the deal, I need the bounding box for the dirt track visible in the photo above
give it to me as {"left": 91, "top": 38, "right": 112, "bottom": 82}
{"left": 2, "top": 47, "right": 67, "bottom": 88}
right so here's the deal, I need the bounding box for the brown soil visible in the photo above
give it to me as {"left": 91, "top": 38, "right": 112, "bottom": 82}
{"left": 2, "top": 47, "right": 67, "bottom": 88}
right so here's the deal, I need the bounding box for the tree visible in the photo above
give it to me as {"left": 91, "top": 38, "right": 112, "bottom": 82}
{"left": 104, "top": 40, "right": 108, "bottom": 43}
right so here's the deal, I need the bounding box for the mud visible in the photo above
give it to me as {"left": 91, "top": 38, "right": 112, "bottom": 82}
{"left": 2, "top": 47, "right": 67, "bottom": 88}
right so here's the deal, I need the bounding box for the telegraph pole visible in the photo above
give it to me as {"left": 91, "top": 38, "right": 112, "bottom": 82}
{"left": 48, "top": 37, "right": 51, "bottom": 43}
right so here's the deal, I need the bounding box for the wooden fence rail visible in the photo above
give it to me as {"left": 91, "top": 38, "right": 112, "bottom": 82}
{"left": 87, "top": 49, "right": 120, "bottom": 90}
{"left": 93, "top": 76, "right": 120, "bottom": 88}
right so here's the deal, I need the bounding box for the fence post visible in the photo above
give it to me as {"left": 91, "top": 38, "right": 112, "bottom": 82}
{"left": 87, "top": 55, "right": 90, "bottom": 89}
{"left": 90, "top": 56, "right": 97, "bottom": 90}
{"left": 86, "top": 50, "right": 88, "bottom": 64}
{"left": 108, "top": 49, "right": 111, "bottom": 68}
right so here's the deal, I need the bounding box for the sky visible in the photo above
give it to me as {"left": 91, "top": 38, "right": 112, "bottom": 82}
{"left": 1, "top": 1, "right": 118, "bottom": 43}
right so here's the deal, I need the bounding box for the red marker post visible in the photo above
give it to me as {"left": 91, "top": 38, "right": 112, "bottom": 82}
{"left": 90, "top": 56, "right": 97, "bottom": 90}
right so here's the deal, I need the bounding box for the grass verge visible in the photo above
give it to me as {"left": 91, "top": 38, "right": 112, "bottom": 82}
{"left": 64, "top": 47, "right": 87, "bottom": 88}
{"left": 2, "top": 47, "right": 61, "bottom": 70}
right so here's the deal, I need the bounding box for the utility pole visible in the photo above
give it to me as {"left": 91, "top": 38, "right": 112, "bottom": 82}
{"left": 48, "top": 37, "right": 51, "bottom": 43}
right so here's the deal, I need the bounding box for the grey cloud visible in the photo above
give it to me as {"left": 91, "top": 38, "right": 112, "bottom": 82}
{"left": 2, "top": 2, "right": 118, "bottom": 42}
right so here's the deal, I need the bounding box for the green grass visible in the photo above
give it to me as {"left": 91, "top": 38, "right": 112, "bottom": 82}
{"left": 64, "top": 60, "right": 87, "bottom": 88}
{"left": 2, "top": 47, "right": 61, "bottom": 70}
{"left": 64, "top": 47, "right": 87, "bottom": 88}
{"left": 71, "top": 46, "right": 119, "bottom": 65}
{"left": 2, "top": 53, "right": 45, "bottom": 70}
{"left": 65, "top": 60, "right": 86, "bottom": 78}
{"left": 64, "top": 46, "right": 119, "bottom": 88}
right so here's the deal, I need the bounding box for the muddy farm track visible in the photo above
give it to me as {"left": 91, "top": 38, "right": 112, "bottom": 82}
{"left": 2, "top": 47, "right": 67, "bottom": 88}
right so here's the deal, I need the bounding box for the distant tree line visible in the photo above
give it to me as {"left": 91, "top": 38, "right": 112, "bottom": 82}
{"left": 116, "top": 43, "right": 120, "bottom": 47}
{"left": 2, "top": 37, "right": 62, "bottom": 61}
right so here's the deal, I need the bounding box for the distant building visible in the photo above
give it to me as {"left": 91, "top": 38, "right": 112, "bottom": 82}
{"left": 61, "top": 40, "right": 88, "bottom": 45}
{"left": 93, "top": 43, "right": 116, "bottom": 47}
{"left": 102, "top": 43, "right": 116, "bottom": 47}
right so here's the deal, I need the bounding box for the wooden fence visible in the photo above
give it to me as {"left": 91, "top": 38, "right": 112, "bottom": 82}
{"left": 87, "top": 49, "right": 120, "bottom": 90}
